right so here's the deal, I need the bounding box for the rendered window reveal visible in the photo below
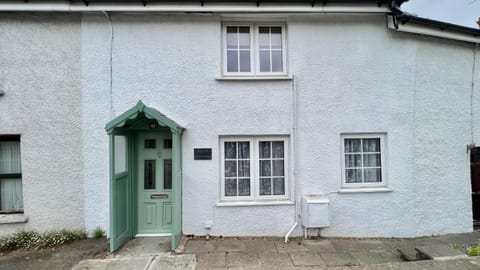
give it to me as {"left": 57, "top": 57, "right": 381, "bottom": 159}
{"left": 0, "top": 135, "right": 23, "bottom": 213}
{"left": 221, "top": 137, "right": 288, "bottom": 201}
{"left": 342, "top": 134, "right": 386, "bottom": 187}
{"left": 224, "top": 24, "right": 285, "bottom": 75}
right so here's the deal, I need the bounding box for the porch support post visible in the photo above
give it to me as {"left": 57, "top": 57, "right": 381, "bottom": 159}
{"left": 171, "top": 131, "right": 183, "bottom": 250}
{"left": 108, "top": 133, "right": 115, "bottom": 252}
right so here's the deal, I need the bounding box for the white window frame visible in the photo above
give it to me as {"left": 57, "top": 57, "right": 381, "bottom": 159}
{"left": 220, "top": 136, "right": 289, "bottom": 202}
{"left": 340, "top": 133, "right": 387, "bottom": 189}
{"left": 222, "top": 23, "right": 288, "bottom": 77}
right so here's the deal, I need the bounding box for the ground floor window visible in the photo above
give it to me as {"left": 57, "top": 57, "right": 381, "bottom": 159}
{"left": 220, "top": 136, "right": 289, "bottom": 201}
{"left": 0, "top": 135, "right": 23, "bottom": 213}
{"left": 341, "top": 133, "right": 387, "bottom": 188}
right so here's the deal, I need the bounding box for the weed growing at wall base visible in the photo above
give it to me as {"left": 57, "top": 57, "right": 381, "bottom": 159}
{"left": 92, "top": 226, "right": 105, "bottom": 239}
{"left": 0, "top": 229, "right": 87, "bottom": 252}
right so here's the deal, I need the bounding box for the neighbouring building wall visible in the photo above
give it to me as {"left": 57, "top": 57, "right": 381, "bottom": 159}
{"left": 413, "top": 37, "right": 477, "bottom": 237}
{"left": 0, "top": 14, "right": 84, "bottom": 235}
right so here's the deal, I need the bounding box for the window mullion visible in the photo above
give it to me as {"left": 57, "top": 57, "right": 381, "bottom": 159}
{"left": 360, "top": 139, "right": 364, "bottom": 183}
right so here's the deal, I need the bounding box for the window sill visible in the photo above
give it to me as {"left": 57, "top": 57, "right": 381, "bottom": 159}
{"left": 0, "top": 213, "right": 28, "bottom": 224}
{"left": 338, "top": 187, "right": 393, "bottom": 194}
{"left": 216, "top": 200, "right": 294, "bottom": 207}
{"left": 215, "top": 75, "right": 293, "bottom": 81}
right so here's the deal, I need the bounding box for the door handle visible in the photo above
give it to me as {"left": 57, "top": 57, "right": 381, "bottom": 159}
{"left": 150, "top": 194, "right": 168, "bottom": 199}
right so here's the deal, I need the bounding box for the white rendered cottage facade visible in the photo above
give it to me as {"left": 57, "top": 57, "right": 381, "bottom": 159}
{"left": 0, "top": 0, "right": 479, "bottom": 252}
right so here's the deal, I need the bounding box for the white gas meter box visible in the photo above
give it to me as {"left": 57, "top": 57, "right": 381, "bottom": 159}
{"left": 302, "top": 195, "right": 330, "bottom": 228}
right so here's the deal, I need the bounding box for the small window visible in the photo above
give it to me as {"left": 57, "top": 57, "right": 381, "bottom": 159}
{"left": 164, "top": 139, "right": 172, "bottom": 149}
{"left": 145, "top": 139, "right": 156, "bottom": 149}
{"left": 341, "top": 134, "right": 387, "bottom": 188}
{"left": 223, "top": 23, "right": 286, "bottom": 76}
{"left": 220, "top": 136, "right": 289, "bottom": 201}
{"left": 0, "top": 135, "right": 23, "bottom": 213}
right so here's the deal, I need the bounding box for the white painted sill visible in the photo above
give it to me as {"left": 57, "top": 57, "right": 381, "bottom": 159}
{"left": 0, "top": 213, "right": 28, "bottom": 224}
{"left": 215, "top": 75, "right": 293, "bottom": 81}
{"left": 216, "top": 200, "right": 294, "bottom": 207}
{"left": 338, "top": 187, "right": 393, "bottom": 194}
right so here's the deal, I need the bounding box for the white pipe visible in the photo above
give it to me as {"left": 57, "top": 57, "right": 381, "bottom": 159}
{"left": 0, "top": 3, "right": 389, "bottom": 13}
{"left": 387, "top": 16, "right": 480, "bottom": 44}
{"left": 284, "top": 222, "right": 298, "bottom": 243}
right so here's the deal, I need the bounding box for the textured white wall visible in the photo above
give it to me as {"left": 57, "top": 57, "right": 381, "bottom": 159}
{"left": 1, "top": 12, "right": 476, "bottom": 238}
{"left": 0, "top": 14, "right": 84, "bottom": 235}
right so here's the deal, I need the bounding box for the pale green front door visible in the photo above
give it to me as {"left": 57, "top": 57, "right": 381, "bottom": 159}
{"left": 137, "top": 132, "right": 173, "bottom": 234}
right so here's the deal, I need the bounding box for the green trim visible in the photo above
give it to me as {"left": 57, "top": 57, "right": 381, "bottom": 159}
{"left": 105, "top": 101, "right": 184, "bottom": 135}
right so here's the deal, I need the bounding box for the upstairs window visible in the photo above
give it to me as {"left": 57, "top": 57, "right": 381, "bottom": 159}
{"left": 223, "top": 23, "right": 286, "bottom": 76}
{"left": 0, "top": 135, "right": 23, "bottom": 213}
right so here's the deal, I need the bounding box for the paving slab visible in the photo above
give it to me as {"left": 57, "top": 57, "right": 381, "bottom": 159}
{"left": 226, "top": 252, "right": 262, "bottom": 267}
{"left": 289, "top": 251, "right": 327, "bottom": 266}
{"left": 259, "top": 252, "right": 294, "bottom": 267}
{"left": 319, "top": 252, "right": 358, "bottom": 267}
{"left": 416, "top": 244, "right": 468, "bottom": 261}
{"left": 148, "top": 254, "right": 196, "bottom": 270}
{"left": 332, "top": 239, "right": 387, "bottom": 252}
{"left": 274, "top": 240, "right": 309, "bottom": 253}
{"left": 349, "top": 250, "right": 404, "bottom": 265}
{"left": 215, "top": 239, "right": 248, "bottom": 252}
{"left": 303, "top": 239, "right": 336, "bottom": 252}
{"left": 72, "top": 257, "right": 154, "bottom": 270}
{"left": 245, "top": 238, "right": 278, "bottom": 254}
{"left": 114, "top": 237, "right": 170, "bottom": 257}
{"left": 196, "top": 252, "right": 226, "bottom": 268}
{"left": 184, "top": 239, "right": 216, "bottom": 253}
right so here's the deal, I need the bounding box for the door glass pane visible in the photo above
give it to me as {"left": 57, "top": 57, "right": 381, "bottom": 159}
{"left": 225, "top": 178, "right": 237, "bottom": 196}
{"left": 225, "top": 142, "right": 237, "bottom": 159}
{"left": 260, "top": 178, "right": 271, "bottom": 195}
{"left": 273, "top": 177, "right": 285, "bottom": 195}
{"left": 238, "top": 142, "right": 250, "bottom": 159}
{"left": 144, "top": 139, "right": 156, "bottom": 149}
{"left": 272, "top": 141, "right": 284, "bottom": 158}
{"left": 345, "top": 168, "right": 362, "bottom": 183}
{"left": 238, "top": 178, "right": 250, "bottom": 196}
{"left": 164, "top": 159, "right": 172, "bottom": 189}
{"left": 144, "top": 160, "right": 156, "bottom": 189}
{"left": 272, "top": 160, "right": 284, "bottom": 177}
{"left": 259, "top": 141, "right": 270, "bottom": 158}
{"left": 1, "top": 178, "right": 23, "bottom": 211}
{"left": 163, "top": 139, "right": 172, "bottom": 149}
{"left": 0, "top": 141, "right": 21, "bottom": 174}
{"left": 114, "top": 136, "right": 127, "bottom": 174}
{"left": 260, "top": 160, "right": 271, "bottom": 177}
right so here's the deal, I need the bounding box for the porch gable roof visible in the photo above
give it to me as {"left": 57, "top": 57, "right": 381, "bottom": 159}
{"left": 104, "top": 100, "right": 184, "bottom": 134}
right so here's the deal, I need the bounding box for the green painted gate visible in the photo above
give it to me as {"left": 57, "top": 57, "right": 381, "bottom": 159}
{"left": 105, "top": 101, "right": 184, "bottom": 253}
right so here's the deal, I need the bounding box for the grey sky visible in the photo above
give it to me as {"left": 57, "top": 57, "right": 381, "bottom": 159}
{"left": 402, "top": 0, "right": 479, "bottom": 29}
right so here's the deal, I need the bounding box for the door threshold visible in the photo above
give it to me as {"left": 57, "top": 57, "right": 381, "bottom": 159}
{"left": 135, "top": 233, "right": 172, "bottom": 237}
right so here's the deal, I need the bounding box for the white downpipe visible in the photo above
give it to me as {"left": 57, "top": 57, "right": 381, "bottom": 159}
{"left": 0, "top": 3, "right": 389, "bottom": 13}
{"left": 284, "top": 222, "right": 298, "bottom": 243}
